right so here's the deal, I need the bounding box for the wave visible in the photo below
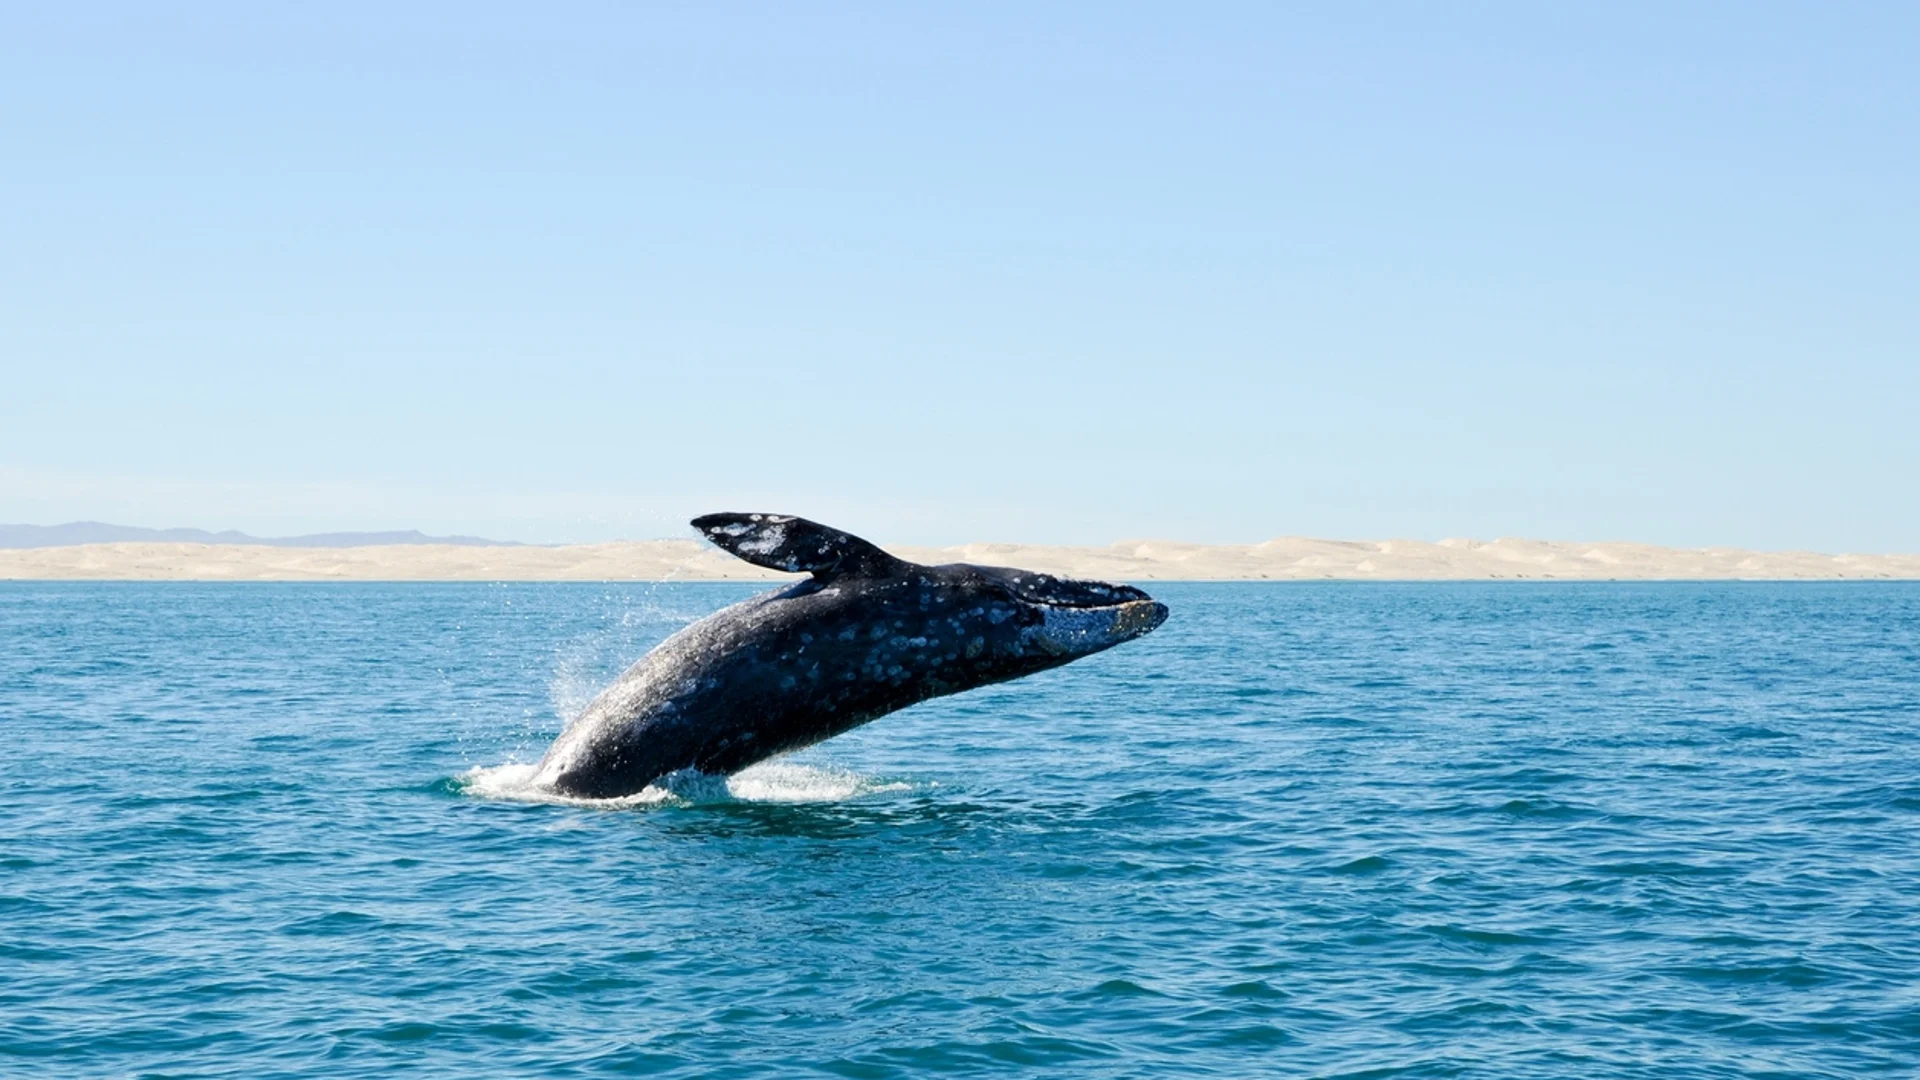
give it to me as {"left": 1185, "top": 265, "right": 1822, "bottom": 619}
{"left": 458, "top": 760, "right": 914, "bottom": 809}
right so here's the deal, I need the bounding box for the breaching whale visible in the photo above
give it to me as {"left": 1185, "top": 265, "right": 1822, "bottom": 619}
{"left": 531, "top": 513, "right": 1169, "bottom": 798}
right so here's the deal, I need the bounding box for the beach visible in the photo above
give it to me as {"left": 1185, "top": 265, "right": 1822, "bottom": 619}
{"left": 4, "top": 537, "right": 1916, "bottom": 581}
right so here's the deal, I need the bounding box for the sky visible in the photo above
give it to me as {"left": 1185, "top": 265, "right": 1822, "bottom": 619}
{"left": 2, "top": 3, "right": 1915, "bottom": 549}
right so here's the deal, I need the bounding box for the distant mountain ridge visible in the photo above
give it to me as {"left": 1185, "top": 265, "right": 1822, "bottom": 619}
{"left": 0, "top": 522, "right": 519, "bottom": 549}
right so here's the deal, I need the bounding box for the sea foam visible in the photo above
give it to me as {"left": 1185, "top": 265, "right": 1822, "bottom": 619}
{"left": 460, "top": 759, "right": 911, "bottom": 808}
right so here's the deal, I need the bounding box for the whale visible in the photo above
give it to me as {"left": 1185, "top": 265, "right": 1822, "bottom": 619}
{"left": 531, "top": 513, "right": 1169, "bottom": 798}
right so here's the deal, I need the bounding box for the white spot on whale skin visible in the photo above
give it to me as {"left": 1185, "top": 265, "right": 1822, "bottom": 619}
{"left": 736, "top": 523, "right": 787, "bottom": 555}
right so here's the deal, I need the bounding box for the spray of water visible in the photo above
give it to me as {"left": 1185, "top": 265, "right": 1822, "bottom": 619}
{"left": 460, "top": 759, "right": 912, "bottom": 808}
{"left": 461, "top": 571, "right": 915, "bottom": 807}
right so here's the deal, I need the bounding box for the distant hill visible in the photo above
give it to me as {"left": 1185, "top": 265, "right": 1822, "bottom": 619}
{"left": 0, "top": 522, "right": 519, "bottom": 549}
{"left": 3, "top": 533, "right": 1918, "bottom": 580}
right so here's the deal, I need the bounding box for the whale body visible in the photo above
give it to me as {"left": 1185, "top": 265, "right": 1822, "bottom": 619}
{"left": 531, "top": 513, "right": 1168, "bottom": 798}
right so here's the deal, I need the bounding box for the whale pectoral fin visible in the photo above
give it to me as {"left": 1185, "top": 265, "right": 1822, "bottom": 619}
{"left": 692, "top": 513, "right": 906, "bottom": 580}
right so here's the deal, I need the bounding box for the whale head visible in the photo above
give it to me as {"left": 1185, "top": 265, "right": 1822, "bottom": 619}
{"left": 860, "top": 563, "right": 1168, "bottom": 688}
{"left": 965, "top": 567, "right": 1169, "bottom": 661}
{"left": 694, "top": 511, "right": 1168, "bottom": 682}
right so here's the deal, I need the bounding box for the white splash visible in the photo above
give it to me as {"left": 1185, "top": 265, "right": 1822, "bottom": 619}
{"left": 459, "top": 759, "right": 911, "bottom": 809}
{"left": 545, "top": 594, "right": 713, "bottom": 734}
{"left": 722, "top": 761, "right": 910, "bottom": 803}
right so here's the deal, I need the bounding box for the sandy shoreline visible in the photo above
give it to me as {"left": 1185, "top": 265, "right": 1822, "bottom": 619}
{"left": 3, "top": 537, "right": 1917, "bottom": 581}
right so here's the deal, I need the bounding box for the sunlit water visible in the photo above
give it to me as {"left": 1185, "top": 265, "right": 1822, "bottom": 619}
{"left": 4, "top": 582, "right": 1918, "bottom": 1078}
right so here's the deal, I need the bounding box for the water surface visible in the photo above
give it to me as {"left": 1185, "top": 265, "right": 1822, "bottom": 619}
{"left": 4, "top": 582, "right": 1917, "bottom": 1077}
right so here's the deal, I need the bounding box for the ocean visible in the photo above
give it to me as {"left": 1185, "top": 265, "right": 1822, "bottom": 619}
{"left": 3, "top": 582, "right": 1917, "bottom": 1078}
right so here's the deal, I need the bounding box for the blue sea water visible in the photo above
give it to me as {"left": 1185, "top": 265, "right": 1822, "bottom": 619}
{"left": 3, "top": 581, "right": 1919, "bottom": 1078}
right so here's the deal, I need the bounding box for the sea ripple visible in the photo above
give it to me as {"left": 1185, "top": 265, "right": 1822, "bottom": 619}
{"left": 2, "top": 581, "right": 1917, "bottom": 1078}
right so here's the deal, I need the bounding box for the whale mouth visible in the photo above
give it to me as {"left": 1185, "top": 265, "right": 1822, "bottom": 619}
{"left": 1033, "top": 597, "right": 1169, "bottom": 656}
{"left": 1109, "top": 597, "right": 1170, "bottom": 637}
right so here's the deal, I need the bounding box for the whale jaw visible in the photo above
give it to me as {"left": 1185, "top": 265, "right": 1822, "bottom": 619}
{"left": 1030, "top": 598, "right": 1170, "bottom": 658}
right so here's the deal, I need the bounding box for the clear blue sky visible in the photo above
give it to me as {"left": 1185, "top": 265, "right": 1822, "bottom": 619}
{"left": 2, "top": 3, "right": 1914, "bottom": 548}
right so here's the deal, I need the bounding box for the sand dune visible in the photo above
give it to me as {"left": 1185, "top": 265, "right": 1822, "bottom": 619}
{"left": 3, "top": 537, "right": 1916, "bottom": 581}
